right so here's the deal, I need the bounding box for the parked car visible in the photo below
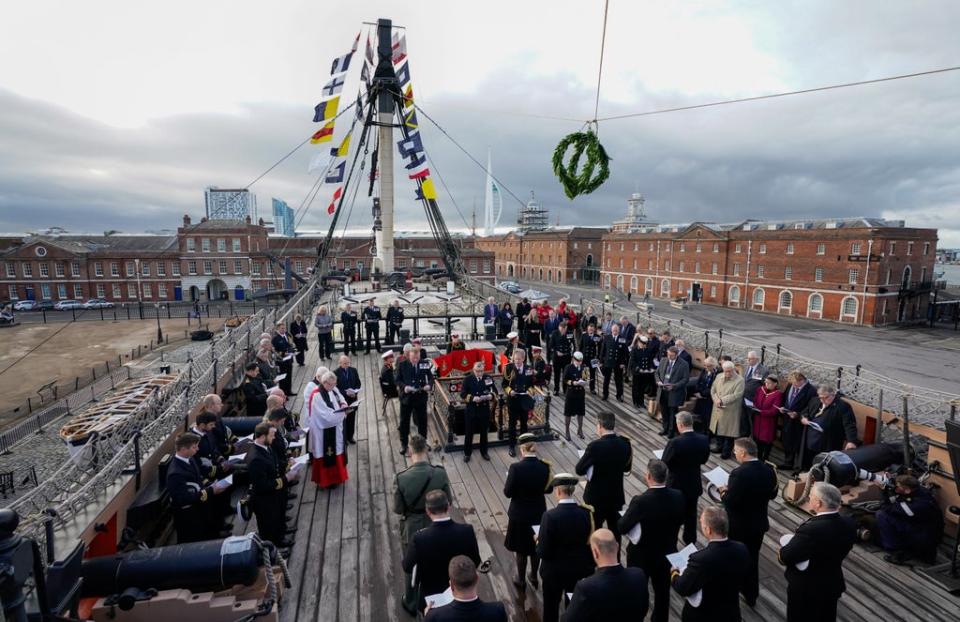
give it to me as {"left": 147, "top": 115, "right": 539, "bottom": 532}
{"left": 497, "top": 281, "right": 522, "bottom": 294}
{"left": 323, "top": 270, "right": 350, "bottom": 283}
{"left": 82, "top": 298, "right": 115, "bottom": 309}
{"left": 13, "top": 300, "right": 36, "bottom": 311}
{"left": 54, "top": 300, "right": 84, "bottom": 311}
{"left": 35, "top": 300, "right": 56, "bottom": 311}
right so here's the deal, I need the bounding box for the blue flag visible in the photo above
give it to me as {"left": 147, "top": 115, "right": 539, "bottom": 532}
{"left": 397, "top": 131, "right": 423, "bottom": 159}
{"left": 322, "top": 75, "right": 345, "bottom": 97}
{"left": 325, "top": 160, "right": 346, "bottom": 184}
{"left": 331, "top": 52, "right": 353, "bottom": 75}
{"left": 396, "top": 62, "right": 410, "bottom": 87}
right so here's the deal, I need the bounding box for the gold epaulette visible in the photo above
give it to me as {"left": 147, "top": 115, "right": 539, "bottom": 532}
{"left": 199, "top": 489, "right": 209, "bottom": 503}
{"left": 275, "top": 477, "right": 283, "bottom": 490}
{"left": 579, "top": 502, "right": 595, "bottom": 513}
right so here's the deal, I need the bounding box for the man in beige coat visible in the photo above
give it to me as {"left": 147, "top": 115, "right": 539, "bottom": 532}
{"left": 710, "top": 361, "right": 744, "bottom": 459}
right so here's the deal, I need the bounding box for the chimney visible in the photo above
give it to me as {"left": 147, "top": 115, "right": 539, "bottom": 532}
{"left": 183, "top": 214, "right": 191, "bottom": 226}
{"left": 200, "top": 217, "right": 208, "bottom": 223}
{"left": 258, "top": 217, "right": 265, "bottom": 226}
{"left": 245, "top": 215, "right": 252, "bottom": 225}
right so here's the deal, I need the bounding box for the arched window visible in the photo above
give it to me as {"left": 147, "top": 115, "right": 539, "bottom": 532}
{"left": 539, "top": 268, "right": 543, "bottom": 280}
{"left": 547, "top": 270, "right": 553, "bottom": 282}
{"left": 778, "top": 290, "right": 793, "bottom": 313}
{"left": 841, "top": 296, "right": 858, "bottom": 320}
{"left": 752, "top": 287, "right": 765, "bottom": 309}
{"left": 807, "top": 293, "right": 823, "bottom": 318}
{"left": 660, "top": 279, "right": 670, "bottom": 296}
{"left": 901, "top": 265, "right": 912, "bottom": 289}
{"left": 728, "top": 285, "right": 740, "bottom": 306}
{"left": 616, "top": 275, "right": 624, "bottom": 290}
{"left": 585, "top": 254, "right": 594, "bottom": 267}
{"left": 644, "top": 277, "right": 653, "bottom": 294}
{"left": 630, "top": 276, "right": 639, "bottom": 292}
{"left": 556, "top": 270, "right": 562, "bottom": 284}
{"left": 604, "top": 274, "right": 611, "bottom": 288}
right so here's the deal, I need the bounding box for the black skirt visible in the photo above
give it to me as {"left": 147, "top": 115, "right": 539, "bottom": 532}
{"left": 564, "top": 388, "right": 585, "bottom": 417}
{"left": 504, "top": 519, "right": 536, "bottom": 555}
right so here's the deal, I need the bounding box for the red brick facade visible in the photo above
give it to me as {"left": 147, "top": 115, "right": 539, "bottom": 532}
{"left": 473, "top": 227, "right": 606, "bottom": 284}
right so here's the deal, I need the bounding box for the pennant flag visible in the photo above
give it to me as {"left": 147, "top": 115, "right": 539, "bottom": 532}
{"left": 322, "top": 75, "right": 345, "bottom": 97}
{"left": 351, "top": 31, "right": 360, "bottom": 52}
{"left": 395, "top": 62, "right": 411, "bottom": 87}
{"left": 308, "top": 153, "right": 331, "bottom": 174}
{"left": 405, "top": 152, "right": 427, "bottom": 171}
{"left": 391, "top": 32, "right": 407, "bottom": 65}
{"left": 325, "top": 161, "right": 346, "bottom": 184}
{"left": 332, "top": 131, "right": 352, "bottom": 157}
{"left": 402, "top": 83, "right": 414, "bottom": 109}
{"left": 313, "top": 96, "right": 340, "bottom": 122}
{"left": 331, "top": 51, "right": 353, "bottom": 75}
{"left": 365, "top": 33, "right": 375, "bottom": 65}
{"left": 415, "top": 177, "right": 438, "bottom": 201}
{"left": 327, "top": 187, "right": 343, "bottom": 215}
{"left": 360, "top": 63, "right": 370, "bottom": 88}
{"left": 403, "top": 108, "right": 418, "bottom": 130}
{"left": 408, "top": 167, "right": 430, "bottom": 180}
{"left": 355, "top": 93, "right": 364, "bottom": 121}
{"left": 310, "top": 120, "right": 335, "bottom": 144}
{"left": 397, "top": 131, "right": 423, "bottom": 159}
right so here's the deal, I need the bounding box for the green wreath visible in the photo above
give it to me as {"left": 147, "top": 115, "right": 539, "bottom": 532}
{"left": 552, "top": 130, "right": 611, "bottom": 199}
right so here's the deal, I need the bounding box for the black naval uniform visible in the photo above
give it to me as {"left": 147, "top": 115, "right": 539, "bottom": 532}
{"left": 662, "top": 430, "right": 711, "bottom": 545}
{"left": 166, "top": 455, "right": 219, "bottom": 543}
{"left": 578, "top": 331, "right": 602, "bottom": 393}
{"left": 671, "top": 539, "right": 751, "bottom": 622}
{"left": 459, "top": 371, "right": 497, "bottom": 459}
{"left": 531, "top": 356, "right": 548, "bottom": 388}
{"left": 549, "top": 330, "right": 573, "bottom": 394}
{"left": 242, "top": 375, "right": 269, "bottom": 418}
{"left": 402, "top": 519, "right": 481, "bottom": 613}
{"left": 563, "top": 362, "right": 588, "bottom": 424}
{"left": 271, "top": 331, "right": 295, "bottom": 395}
{"left": 575, "top": 433, "right": 632, "bottom": 541}
{"left": 363, "top": 304, "right": 382, "bottom": 353}
{"left": 340, "top": 308, "right": 359, "bottom": 355}
{"left": 628, "top": 344, "right": 657, "bottom": 407}
{"left": 335, "top": 364, "right": 362, "bottom": 444}
{"left": 504, "top": 454, "right": 552, "bottom": 587}
{"left": 562, "top": 565, "right": 650, "bottom": 622}
{"left": 380, "top": 363, "right": 399, "bottom": 399}
{"left": 386, "top": 305, "right": 404, "bottom": 345}
{"left": 395, "top": 358, "right": 434, "bottom": 452}
{"left": 599, "top": 332, "right": 628, "bottom": 400}
{"left": 780, "top": 512, "right": 857, "bottom": 622}
{"left": 502, "top": 362, "right": 535, "bottom": 449}
{"left": 537, "top": 500, "right": 596, "bottom": 622}
{"left": 722, "top": 458, "right": 778, "bottom": 607}
{"left": 290, "top": 319, "right": 309, "bottom": 366}
{"left": 245, "top": 442, "right": 287, "bottom": 546}
{"left": 504, "top": 339, "right": 526, "bottom": 362}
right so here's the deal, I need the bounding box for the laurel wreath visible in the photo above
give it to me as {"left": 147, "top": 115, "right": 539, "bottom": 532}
{"left": 552, "top": 130, "right": 611, "bottom": 199}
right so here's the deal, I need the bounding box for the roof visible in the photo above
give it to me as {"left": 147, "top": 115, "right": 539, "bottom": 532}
{"left": 1, "top": 235, "right": 177, "bottom": 257}
{"left": 180, "top": 219, "right": 256, "bottom": 232}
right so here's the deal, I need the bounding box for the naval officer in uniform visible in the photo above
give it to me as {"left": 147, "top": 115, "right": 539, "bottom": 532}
{"left": 503, "top": 432, "right": 552, "bottom": 591}
{"left": 459, "top": 360, "right": 497, "bottom": 462}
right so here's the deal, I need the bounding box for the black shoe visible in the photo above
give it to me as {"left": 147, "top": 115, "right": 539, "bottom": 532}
{"left": 399, "top": 447, "right": 408, "bottom": 456}
{"left": 565, "top": 432, "right": 572, "bottom": 441}
{"left": 464, "top": 454, "right": 471, "bottom": 463}
{"left": 601, "top": 396, "right": 609, "bottom": 401}
{"left": 286, "top": 527, "right": 299, "bottom": 535}
{"left": 512, "top": 577, "right": 526, "bottom": 590}
{"left": 481, "top": 452, "right": 490, "bottom": 461}
{"left": 508, "top": 446, "right": 516, "bottom": 457}
{"left": 347, "top": 438, "right": 357, "bottom": 445}
{"left": 884, "top": 551, "right": 910, "bottom": 566}
{"left": 590, "top": 389, "right": 596, "bottom": 394}
{"left": 279, "top": 548, "right": 292, "bottom": 559}
{"left": 745, "top": 597, "right": 757, "bottom": 609}
{"left": 657, "top": 430, "right": 667, "bottom": 436}
{"left": 287, "top": 492, "right": 298, "bottom": 500}
{"left": 553, "top": 390, "right": 560, "bottom": 396}
{"left": 285, "top": 392, "right": 296, "bottom": 397}
{"left": 278, "top": 538, "right": 295, "bottom": 548}
{"left": 286, "top": 503, "right": 294, "bottom": 511}
{"left": 616, "top": 396, "right": 623, "bottom": 402}
{"left": 720, "top": 453, "right": 732, "bottom": 460}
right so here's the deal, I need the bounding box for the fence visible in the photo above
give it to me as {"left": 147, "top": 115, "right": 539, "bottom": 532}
{"left": 10, "top": 280, "right": 318, "bottom": 561}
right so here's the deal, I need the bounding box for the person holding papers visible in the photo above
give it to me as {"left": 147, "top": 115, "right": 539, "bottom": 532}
{"left": 670, "top": 506, "right": 750, "bottom": 622}
{"left": 402, "top": 491, "right": 481, "bottom": 615}
{"left": 290, "top": 313, "right": 309, "bottom": 366}
{"left": 779, "top": 482, "right": 856, "bottom": 622}
{"left": 719, "top": 438, "right": 778, "bottom": 609}
{"left": 618, "top": 459, "right": 684, "bottom": 622}
{"left": 709, "top": 361, "right": 745, "bottom": 459}
{"left": 246, "top": 423, "right": 295, "bottom": 553}
{"left": 502, "top": 349, "right": 535, "bottom": 457}
{"left": 562, "top": 352, "right": 589, "bottom": 440}
{"left": 503, "top": 433, "right": 552, "bottom": 591}
{"left": 655, "top": 346, "right": 690, "bottom": 437}
{"left": 750, "top": 376, "right": 783, "bottom": 462}
{"left": 575, "top": 411, "right": 632, "bottom": 542}
{"left": 460, "top": 361, "right": 497, "bottom": 463}
{"left": 379, "top": 351, "right": 399, "bottom": 414}
{"left": 562, "top": 528, "right": 648, "bottom": 622}
{"left": 167, "top": 432, "right": 230, "bottom": 543}
{"left": 200, "top": 393, "right": 234, "bottom": 460}
{"left": 396, "top": 347, "right": 435, "bottom": 456}
{"left": 423, "top": 556, "right": 507, "bottom": 622}
{"left": 537, "top": 473, "right": 595, "bottom": 622}
{"left": 800, "top": 386, "right": 860, "bottom": 469}
{"left": 242, "top": 362, "right": 269, "bottom": 419}
{"left": 335, "top": 355, "right": 362, "bottom": 445}
{"left": 305, "top": 371, "right": 350, "bottom": 489}
{"left": 662, "top": 411, "right": 710, "bottom": 545}
{"left": 271, "top": 321, "right": 296, "bottom": 396}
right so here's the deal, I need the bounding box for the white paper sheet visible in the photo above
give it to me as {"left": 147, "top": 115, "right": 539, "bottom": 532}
{"left": 227, "top": 453, "right": 246, "bottom": 462}
{"left": 744, "top": 398, "right": 755, "bottom": 409}
{"left": 653, "top": 449, "right": 664, "bottom": 459}
{"left": 779, "top": 534, "right": 809, "bottom": 570}
{"left": 283, "top": 354, "right": 294, "bottom": 361}
{"left": 586, "top": 466, "right": 593, "bottom": 481}
{"left": 703, "top": 466, "right": 729, "bottom": 488}
{"left": 288, "top": 439, "right": 306, "bottom": 448}
{"left": 425, "top": 587, "right": 454, "bottom": 609}
{"left": 687, "top": 590, "right": 703, "bottom": 607}
{"left": 807, "top": 421, "right": 824, "bottom": 432}
{"left": 619, "top": 510, "right": 641, "bottom": 545}
{"left": 274, "top": 374, "right": 287, "bottom": 382}
{"left": 666, "top": 543, "right": 698, "bottom": 574}
{"left": 532, "top": 524, "right": 540, "bottom": 538}
{"left": 215, "top": 474, "right": 233, "bottom": 488}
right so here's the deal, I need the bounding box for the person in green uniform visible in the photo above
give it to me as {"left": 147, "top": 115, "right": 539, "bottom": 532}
{"left": 393, "top": 434, "right": 452, "bottom": 615}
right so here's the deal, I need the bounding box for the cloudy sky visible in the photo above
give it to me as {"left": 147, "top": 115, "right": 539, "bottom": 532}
{"left": 1, "top": 1, "right": 959, "bottom": 246}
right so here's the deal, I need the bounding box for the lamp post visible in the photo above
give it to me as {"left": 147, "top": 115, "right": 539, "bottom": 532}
{"left": 155, "top": 303, "right": 163, "bottom": 343}
{"left": 134, "top": 258, "right": 143, "bottom": 319}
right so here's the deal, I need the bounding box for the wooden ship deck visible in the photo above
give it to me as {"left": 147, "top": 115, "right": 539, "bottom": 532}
{"left": 268, "top": 328, "right": 959, "bottom": 622}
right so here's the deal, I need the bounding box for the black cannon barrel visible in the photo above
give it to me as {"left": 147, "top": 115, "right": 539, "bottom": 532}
{"left": 81, "top": 535, "right": 263, "bottom": 596}
{"left": 223, "top": 417, "right": 265, "bottom": 437}
{"left": 846, "top": 442, "right": 912, "bottom": 472}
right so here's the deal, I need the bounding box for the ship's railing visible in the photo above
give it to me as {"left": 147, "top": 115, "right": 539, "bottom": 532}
{"left": 10, "top": 281, "right": 319, "bottom": 558}
{"left": 0, "top": 367, "right": 133, "bottom": 454}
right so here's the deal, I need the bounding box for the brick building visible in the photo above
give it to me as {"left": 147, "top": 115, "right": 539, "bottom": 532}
{"left": 473, "top": 227, "right": 607, "bottom": 285}
{"left": 600, "top": 218, "right": 938, "bottom": 326}
{"left": 0, "top": 216, "right": 494, "bottom": 304}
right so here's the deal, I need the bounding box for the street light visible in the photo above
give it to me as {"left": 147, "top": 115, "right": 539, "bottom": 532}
{"left": 155, "top": 303, "right": 163, "bottom": 343}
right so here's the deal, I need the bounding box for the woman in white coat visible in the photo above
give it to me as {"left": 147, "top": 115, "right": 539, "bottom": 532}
{"left": 306, "top": 371, "right": 350, "bottom": 489}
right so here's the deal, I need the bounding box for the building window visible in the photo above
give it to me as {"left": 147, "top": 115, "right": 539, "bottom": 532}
{"left": 786, "top": 243, "right": 794, "bottom": 255}
{"left": 851, "top": 242, "right": 861, "bottom": 255}
{"left": 907, "top": 242, "right": 914, "bottom": 255}
{"left": 665, "top": 260, "right": 671, "bottom": 271}
{"left": 172, "top": 262, "right": 181, "bottom": 276}
{"left": 841, "top": 296, "right": 858, "bottom": 319}
{"left": 647, "top": 259, "right": 653, "bottom": 270}
{"left": 483, "top": 260, "right": 491, "bottom": 274}
{"left": 112, "top": 284, "right": 121, "bottom": 298}
{"left": 759, "top": 243, "right": 767, "bottom": 254}
{"left": 889, "top": 242, "right": 896, "bottom": 255}
{"left": 188, "top": 260, "right": 197, "bottom": 275}
{"left": 234, "top": 259, "right": 243, "bottom": 274}
{"left": 40, "top": 283, "right": 51, "bottom": 299}
{"left": 159, "top": 283, "right": 168, "bottom": 298}
{"left": 849, "top": 269, "right": 859, "bottom": 284}
{"left": 39, "top": 263, "right": 49, "bottom": 277}
{"left": 885, "top": 268, "right": 892, "bottom": 284}
{"left": 808, "top": 293, "right": 823, "bottom": 315}
{"left": 752, "top": 287, "right": 765, "bottom": 309}
{"left": 4, "top": 263, "right": 13, "bottom": 278}
{"left": 204, "top": 261, "right": 212, "bottom": 275}
{"left": 779, "top": 290, "right": 793, "bottom": 312}
{"left": 815, "top": 267, "right": 823, "bottom": 282}
{"left": 108, "top": 262, "right": 117, "bottom": 276}
{"left": 126, "top": 262, "right": 135, "bottom": 277}
{"left": 73, "top": 284, "right": 82, "bottom": 298}
{"left": 573, "top": 242, "right": 578, "bottom": 249}
{"left": 23, "top": 263, "right": 33, "bottom": 277}
{"left": 127, "top": 283, "right": 137, "bottom": 298}
{"left": 96, "top": 284, "right": 105, "bottom": 298}
{"left": 817, "top": 243, "right": 825, "bottom": 255}
{"left": 295, "top": 260, "right": 304, "bottom": 273}
{"left": 923, "top": 242, "right": 930, "bottom": 255}
{"left": 728, "top": 285, "right": 741, "bottom": 305}
{"left": 660, "top": 279, "right": 670, "bottom": 296}
{"left": 677, "top": 282, "right": 684, "bottom": 293}
{"left": 232, "top": 238, "right": 241, "bottom": 252}
{"left": 217, "top": 239, "right": 226, "bottom": 252}
{"left": 187, "top": 238, "right": 196, "bottom": 252}
{"left": 712, "top": 242, "right": 719, "bottom": 253}
{"left": 678, "top": 260, "right": 684, "bottom": 272}
{"left": 55, "top": 263, "right": 65, "bottom": 277}
{"left": 157, "top": 262, "right": 166, "bottom": 276}
{"left": 587, "top": 242, "right": 592, "bottom": 250}
{"left": 709, "top": 285, "right": 717, "bottom": 298}
{"left": 757, "top": 265, "right": 765, "bottom": 278}
{"left": 735, "top": 243, "right": 742, "bottom": 254}
{"left": 649, "top": 242, "right": 654, "bottom": 252}
{"left": 619, "top": 243, "right": 624, "bottom": 252}
{"left": 202, "top": 238, "right": 210, "bottom": 252}
{"left": 733, "top": 262, "right": 741, "bottom": 276}
{"left": 679, "top": 242, "right": 686, "bottom": 253}
{"left": 218, "top": 260, "right": 227, "bottom": 274}
{"left": 630, "top": 276, "right": 638, "bottom": 291}
{"left": 619, "top": 259, "right": 624, "bottom": 269}
{"left": 57, "top": 284, "right": 67, "bottom": 299}
{"left": 711, "top": 262, "right": 718, "bottom": 275}
{"left": 7, "top": 285, "right": 16, "bottom": 300}
{"left": 143, "top": 284, "right": 152, "bottom": 298}
{"left": 142, "top": 262, "right": 150, "bottom": 276}
{"left": 633, "top": 242, "right": 638, "bottom": 252}
{"left": 632, "top": 259, "right": 637, "bottom": 270}
{"left": 695, "top": 242, "right": 702, "bottom": 253}
{"left": 252, "top": 262, "right": 261, "bottom": 276}
{"left": 785, "top": 266, "right": 793, "bottom": 280}
{"left": 694, "top": 262, "right": 701, "bottom": 274}
{"left": 645, "top": 277, "right": 653, "bottom": 293}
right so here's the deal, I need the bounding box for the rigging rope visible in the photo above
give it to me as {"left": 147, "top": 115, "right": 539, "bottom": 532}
{"left": 593, "top": 0, "right": 610, "bottom": 126}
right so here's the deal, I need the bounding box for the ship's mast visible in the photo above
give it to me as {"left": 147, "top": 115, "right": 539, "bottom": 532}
{"left": 373, "top": 18, "right": 396, "bottom": 273}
